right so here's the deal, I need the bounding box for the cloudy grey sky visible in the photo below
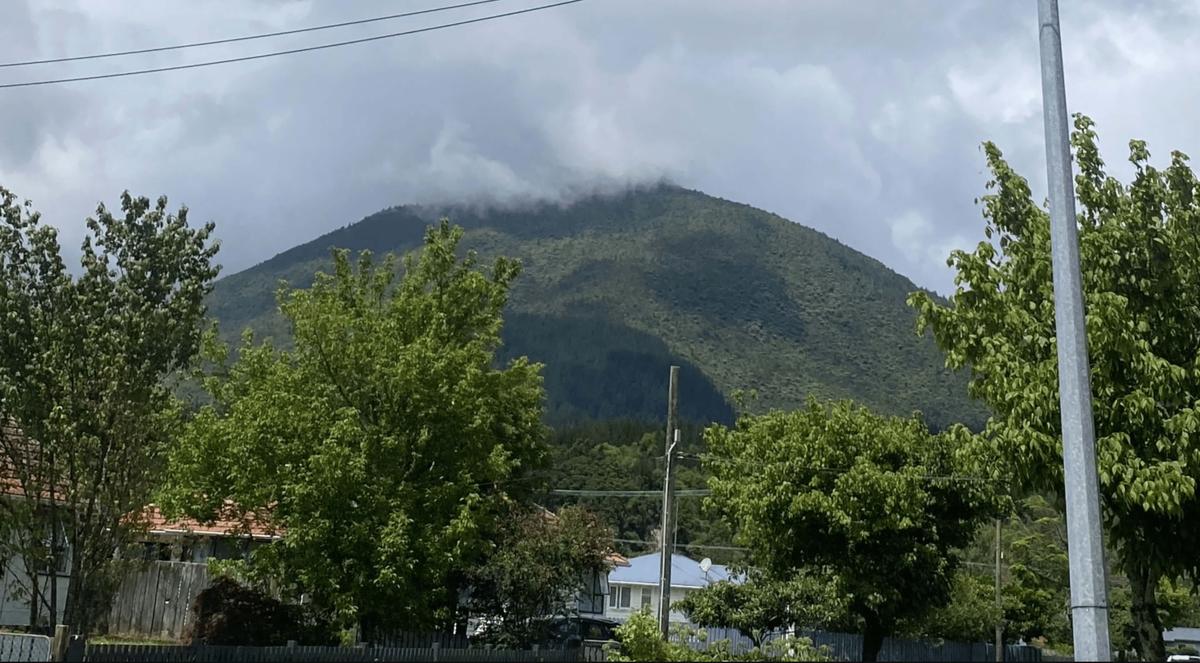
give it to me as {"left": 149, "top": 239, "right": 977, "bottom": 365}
{"left": 1, "top": 0, "right": 1198, "bottom": 293}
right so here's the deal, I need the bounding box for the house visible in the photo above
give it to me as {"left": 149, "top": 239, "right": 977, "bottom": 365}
{"left": 137, "top": 505, "right": 277, "bottom": 564}
{"left": 2, "top": 418, "right": 277, "bottom": 629}
{"left": 605, "top": 552, "right": 735, "bottom": 624}
{"left": 1165, "top": 627, "right": 1200, "bottom": 655}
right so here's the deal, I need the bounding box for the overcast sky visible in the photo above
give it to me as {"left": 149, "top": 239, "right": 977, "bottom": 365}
{"left": 2, "top": 0, "right": 1198, "bottom": 293}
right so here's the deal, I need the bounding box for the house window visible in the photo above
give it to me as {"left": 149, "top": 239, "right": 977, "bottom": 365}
{"left": 609, "top": 585, "right": 620, "bottom": 608}
{"left": 141, "top": 542, "right": 171, "bottom": 562}
{"left": 640, "top": 587, "right": 652, "bottom": 611}
{"left": 619, "top": 586, "right": 631, "bottom": 608}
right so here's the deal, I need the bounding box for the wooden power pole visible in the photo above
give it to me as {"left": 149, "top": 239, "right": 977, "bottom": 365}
{"left": 658, "top": 365, "right": 679, "bottom": 639}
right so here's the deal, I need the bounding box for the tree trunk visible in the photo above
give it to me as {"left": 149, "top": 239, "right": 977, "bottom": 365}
{"left": 1128, "top": 563, "right": 1166, "bottom": 662}
{"left": 862, "top": 612, "right": 885, "bottom": 663}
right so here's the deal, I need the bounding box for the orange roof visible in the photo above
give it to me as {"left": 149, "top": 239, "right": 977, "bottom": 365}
{"left": 141, "top": 503, "right": 279, "bottom": 540}
{"left": 3, "top": 420, "right": 276, "bottom": 541}
{"left": 606, "top": 552, "right": 631, "bottom": 567}
{"left": 0, "top": 419, "right": 67, "bottom": 502}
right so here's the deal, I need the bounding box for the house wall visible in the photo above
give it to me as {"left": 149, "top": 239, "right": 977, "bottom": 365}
{"left": 0, "top": 551, "right": 69, "bottom": 628}
{"left": 604, "top": 582, "right": 695, "bottom": 623}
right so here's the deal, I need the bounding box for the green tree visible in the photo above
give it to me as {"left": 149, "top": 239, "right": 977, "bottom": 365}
{"left": 676, "top": 574, "right": 844, "bottom": 647}
{"left": 703, "top": 400, "right": 997, "bottom": 662}
{"left": 610, "top": 610, "right": 829, "bottom": 662}
{"left": 909, "top": 115, "right": 1200, "bottom": 661}
{"left": 901, "top": 570, "right": 1000, "bottom": 644}
{"left": 466, "top": 505, "right": 613, "bottom": 648}
{"left": 163, "top": 221, "right": 546, "bottom": 633}
{"left": 0, "top": 188, "right": 219, "bottom": 633}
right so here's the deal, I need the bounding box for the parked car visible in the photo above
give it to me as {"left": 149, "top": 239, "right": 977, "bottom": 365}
{"left": 545, "top": 615, "right": 620, "bottom": 648}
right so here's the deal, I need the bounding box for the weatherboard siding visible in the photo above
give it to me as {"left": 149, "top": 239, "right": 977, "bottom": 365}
{"left": 605, "top": 583, "right": 694, "bottom": 623}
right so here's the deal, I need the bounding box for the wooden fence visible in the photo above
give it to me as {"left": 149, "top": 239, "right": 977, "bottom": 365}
{"left": 106, "top": 562, "right": 211, "bottom": 641}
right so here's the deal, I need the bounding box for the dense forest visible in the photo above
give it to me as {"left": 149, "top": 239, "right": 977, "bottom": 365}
{"left": 206, "top": 184, "right": 983, "bottom": 429}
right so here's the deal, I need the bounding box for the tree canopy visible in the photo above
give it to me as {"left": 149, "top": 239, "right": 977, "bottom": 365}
{"left": 466, "top": 505, "right": 613, "bottom": 648}
{"left": 910, "top": 115, "right": 1200, "bottom": 661}
{"left": 703, "top": 400, "right": 998, "bottom": 662}
{"left": 163, "top": 221, "right": 546, "bottom": 632}
{"left": 676, "top": 574, "right": 844, "bottom": 647}
{"left": 0, "top": 187, "right": 219, "bottom": 633}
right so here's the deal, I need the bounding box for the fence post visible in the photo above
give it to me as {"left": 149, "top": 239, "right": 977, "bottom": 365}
{"left": 50, "top": 625, "right": 68, "bottom": 662}
{"left": 432, "top": 641, "right": 440, "bottom": 662}
{"left": 533, "top": 643, "right": 541, "bottom": 662}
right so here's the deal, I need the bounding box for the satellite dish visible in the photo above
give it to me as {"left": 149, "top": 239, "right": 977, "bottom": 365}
{"left": 699, "top": 558, "right": 712, "bottom": 574}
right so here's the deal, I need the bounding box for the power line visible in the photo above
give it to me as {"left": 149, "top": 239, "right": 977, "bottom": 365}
{"left": 0, "top": 0, "right": 584, "bottom": 90}
{"left": 614, "top": 535, "right": 744, "bottom": 552}
{"left": 551, "top": 488, "right": 711, "bottom": 498}
{"left": 0, "top": 0, "right": 508, "bottom": 69}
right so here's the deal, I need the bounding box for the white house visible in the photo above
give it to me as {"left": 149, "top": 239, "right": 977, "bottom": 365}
{"left": 605, "top": 552, "right": 735, "bottom": 624}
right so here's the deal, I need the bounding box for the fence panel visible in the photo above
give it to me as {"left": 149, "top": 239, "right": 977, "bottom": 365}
{"left": 84, "top": 643, "right": 592, "bottom": 663}
{"left": 107, "top": 562, "right": 211, "bottom": 641}
{"left": 0, "top": 633, "right": 51, "bottom": 662}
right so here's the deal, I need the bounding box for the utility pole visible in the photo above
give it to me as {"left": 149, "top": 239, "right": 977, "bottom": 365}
{"left": 1036, "top": 1, "right": 1111, "bottom": 660}
{"left": 658, "top": 365, "right": 679, "bottom": 639}
{"left": 994, "top": 519, "right": 1003, "bottom": 663}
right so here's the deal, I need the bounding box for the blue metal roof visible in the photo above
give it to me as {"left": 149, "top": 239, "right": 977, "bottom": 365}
{"left": 1165, "top": 627, "right": 1200, "bottom": 643}
{"left": 608, "top": 552, "right": 735, "bottom": 588}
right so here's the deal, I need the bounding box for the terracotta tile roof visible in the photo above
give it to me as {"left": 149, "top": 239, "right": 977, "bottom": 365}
{"left": 0, "top": 418, "right": 64, "bottom": 502}
{"left": 140, "top": 503, "right": 279, "bottom": 540}
{"left": 4, "top": 420, "right": 277, "bottom": 540}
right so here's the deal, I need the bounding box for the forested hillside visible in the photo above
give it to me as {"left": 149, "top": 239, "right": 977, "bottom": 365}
{"left": 208, "top": 184, "right": 983, "bottom": 428}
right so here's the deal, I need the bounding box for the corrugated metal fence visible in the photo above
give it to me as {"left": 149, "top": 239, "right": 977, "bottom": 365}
{"left": 672, "top": 627, "right": 1043, "bottom": 662}
{"left": 0, "top": 632, "right": 51, "bottom": 662}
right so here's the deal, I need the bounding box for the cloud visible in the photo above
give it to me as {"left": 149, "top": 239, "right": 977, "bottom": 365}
{"left": 0, "top": 0, "right": 1198, "bottom": 295}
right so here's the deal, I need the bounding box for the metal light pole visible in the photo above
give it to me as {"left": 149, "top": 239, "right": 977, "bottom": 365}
{"left": 1036, "top": 1, "right": 1111, "bottom": 659}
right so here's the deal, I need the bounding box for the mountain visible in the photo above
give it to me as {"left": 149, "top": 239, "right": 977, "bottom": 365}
{"left": 207, "top": 184, "right": 983, "bottom": 429}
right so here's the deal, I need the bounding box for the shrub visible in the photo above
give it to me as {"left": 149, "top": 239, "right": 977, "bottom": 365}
{"left": 187, "top": 577, "right": 336, "bottom": 646}
{"left": 609, "top": 611, "right": 828, "bottom": 662}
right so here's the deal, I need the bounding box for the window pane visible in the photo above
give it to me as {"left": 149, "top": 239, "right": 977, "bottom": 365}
{"left": 609, "top": 588, "right": 618, "bottom": 608}
{"left": 620, "top": 586, "right": 631, "bottom": 608}
{"left": 641, "top": 588, "right": 652, "bottom": 610}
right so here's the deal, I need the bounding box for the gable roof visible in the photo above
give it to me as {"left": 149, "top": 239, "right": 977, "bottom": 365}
{"left": 608, "top": 552, "right": 734, "bottom": 589}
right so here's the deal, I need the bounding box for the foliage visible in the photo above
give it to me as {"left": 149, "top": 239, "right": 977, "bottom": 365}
{"left": 543, "top": 420, "right": 740, "bottom": 563}
{"left": 909, "top": 115, "right": 1200, "bottom": 661}
{"left": 0, "top": 187, "right": 219, "bottom": 633}
{"left": 901, "top": 570, "right": 1000, "bottom": 643}
{"left": 466, "top": 505, "right": 613, "bottom": 648}
{"left": 945, "top": 495, "right": 1200, "bottom": 657}
{"left": 205, "top": 184, "right": 983, "bottom": 430}
{"left": 163, "top": 221, "right": 546, "bottom": 633}
{"left": 187, "top": 577, "right": 336, "bottom": 646}
{"left": 704, "top": 400, "right": 999, "bottom": 661}
{"left": 676, "top": 575, "right": 845, "bottom": 646}
{"left": 610, "top": 611, "right": 829, "bottom": 662}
